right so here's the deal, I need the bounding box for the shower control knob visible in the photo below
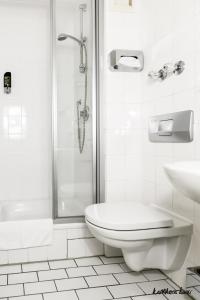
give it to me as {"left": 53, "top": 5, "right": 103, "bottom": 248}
{"left": 79, "top": 63, "right": 86, "bottom": 73}
{"left": 174, "top": 60, "right": 185, "bottom": 75}
{"left": 80, "top": 106, "right": 89, "bottom": 121}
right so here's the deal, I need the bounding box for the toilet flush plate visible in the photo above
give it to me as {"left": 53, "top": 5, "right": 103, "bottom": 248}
{"left": 149, "top": 110, "right": 193, "bottom": 143}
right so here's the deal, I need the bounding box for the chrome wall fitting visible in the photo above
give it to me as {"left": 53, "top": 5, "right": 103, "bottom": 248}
{"left": 109, "top": 49, "right": 144, "bottom": 72}
{"left": 174, "top": 60, "right": 185, "bottom": 75}
{"left": 148, "top": 60, "right": 185, "bottom": 81}
{"left": 149, "top": 110, "right": 193, "bottom": 143}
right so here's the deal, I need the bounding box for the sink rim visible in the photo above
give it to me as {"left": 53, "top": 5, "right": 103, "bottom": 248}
{"left": 164, "top": 160, "right": 200, "bottom": 175}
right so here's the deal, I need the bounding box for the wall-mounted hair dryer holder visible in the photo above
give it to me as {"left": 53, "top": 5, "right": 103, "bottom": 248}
{"left": 109, "top": 49, "right": 144, "bottom": 72}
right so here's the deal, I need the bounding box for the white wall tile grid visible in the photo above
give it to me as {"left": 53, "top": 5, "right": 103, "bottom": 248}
{"left": 103, "top": 0, "right": 200, "bottom": 285}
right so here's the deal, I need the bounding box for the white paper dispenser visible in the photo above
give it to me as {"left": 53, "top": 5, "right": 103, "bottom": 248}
{"left": 109, "top": 49, "right": 144, "bottom": 72}
{"left": 149, "top": 110, "right": 194, "bottom": 143}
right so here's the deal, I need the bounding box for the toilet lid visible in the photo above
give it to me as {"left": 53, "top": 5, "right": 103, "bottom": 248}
{"left": 85, "top": 202, "right": 173, "bottom": 231}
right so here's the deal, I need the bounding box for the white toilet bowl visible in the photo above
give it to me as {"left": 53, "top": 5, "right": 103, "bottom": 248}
{"left": 85, "top": 202, "right": 193, "bottom": 271}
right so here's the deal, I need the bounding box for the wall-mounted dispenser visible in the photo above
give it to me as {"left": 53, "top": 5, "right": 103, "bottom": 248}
{"left": 4, "top": 72, "right": 11, "bottom": 94}
{"left": 149, "top": 110, "right": 193, "bottom": 143}
{"left": 109, "top": 49, "right": 144, "bottom": 72}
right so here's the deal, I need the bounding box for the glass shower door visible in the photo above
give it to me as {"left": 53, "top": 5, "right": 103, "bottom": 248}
{"left": 53, "top": 0, "right": 95, "bottom": 219}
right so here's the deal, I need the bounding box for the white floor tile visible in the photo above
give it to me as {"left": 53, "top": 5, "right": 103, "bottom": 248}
{"left": 24, "top": 281, "right": 56, "bottom": 295}
{"left": 8, "top": 272, "right": 38, "bottom": 284}
{"left": 194, "top": 285, "right": 200, "bottom": 293}
{"left": 0, "top": 283, "right": 23, "bottom": 297}
{"left": 100, "top": 256, "right": 124, "bottom": 264}
{"left": 142, "top": 270, "right": 167, "bottom": 281}
{"left": 192, "top": 274, "right": 200, "bottom": 283}
{"left": 93, "top": 264, "right": 124, "bottom": 275}
{"left": 85, "top": 274, "right": 118, "bottom": 287}
{"left": 75, "top": 257, "right": 102, "bottom": 267}
{"left": 186, "top": 275, "right": 200, "bottom": 287}
{"left": 166, "top": 279, "right": 179, "bottom": 290}
{"left": 133, "top": 295, "right": 166, "bottom": 300}
{"left": 187, "top": 269, "right": 196, "bottom": 275}
{"left": 114, "top": 272, "right": 147, "bottom": 284}
{"left": 55, "top": 277, "right": 87, "bottom": 291}
{"left": 22, "top": 262, "right": 49, "bottom": 272}
{"left": 138, "top": 280, "right": 175, "bottom": 295}
{"left": 38, "top": 269, "right": 67, "bottom": 281}
{"left": 120, "top": 263, "right": 132, "bottom": 272}
{"left": 67, "top": 266, "right": 96, "bottom": 278}
{"left": 0, "top": 275, "right": 7, "bottom": 285}
{"left": 0, "top": 264, "right": 21, "bottom": 275}
{"left": 165, "top": 293, "right": 193, "bottom": 299}
{"left": 43, "top": 291, "right": 78, "bottom": 300}
{"left": 76, "top": 287, "right": 113, "bottom": 300}
{"left": 10, "top": 295, "right": 43, "bottom": 300}
{"left": 49, "top": 259, "right": 76, "bottom": 269}
{"left": 108, "top": 283, "right": 144, "bottom": 298}
{"left": 190, "top": 287, "right": 200, "bottom": 300}
{"left": 113, "top": 298, "right": 131, "bottom": 300}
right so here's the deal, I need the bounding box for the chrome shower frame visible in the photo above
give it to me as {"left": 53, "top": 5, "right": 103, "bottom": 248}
{"left": 50, "top": 0, "right": 105, "bottom": 223}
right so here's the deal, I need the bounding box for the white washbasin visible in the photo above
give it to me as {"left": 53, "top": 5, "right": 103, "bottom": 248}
{"left": 164, "top": 161, "right": 200, "bottom": 202}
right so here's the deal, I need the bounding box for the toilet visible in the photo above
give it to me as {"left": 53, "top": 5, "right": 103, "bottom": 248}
{"left": 85, "top": 202, "right": 193, "bottom": 271}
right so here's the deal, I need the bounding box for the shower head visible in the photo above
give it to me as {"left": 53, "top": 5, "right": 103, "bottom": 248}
{"left": 57, "top": 33, "right": 82, "bottom": 45}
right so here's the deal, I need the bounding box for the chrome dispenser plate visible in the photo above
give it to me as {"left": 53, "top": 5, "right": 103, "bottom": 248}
{"left": 149, "top": 110, "right": 193, "bottom": 143}
{"left": 109, "top": 49, "right": 144, "bottom": 72}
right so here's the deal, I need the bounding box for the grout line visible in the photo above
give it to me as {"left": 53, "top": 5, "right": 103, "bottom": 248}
{"left": 74, "top": 258, "right": 78, "bottom": 267}
{"left": 141, "top": 271, "right": 150, "bottom": 281}
{"left": 36, "top": 271, "right": 39, "bottom": 282}
{"left": 98, "top": 256, "right": 105, "bottom": 264}
{"left": 75, "top": 289, "right": 80, "bottom": 300}
{"left": 54, "top": 279, "right": 58, "bottom": 292}
{"left": 166, "top": 278, "right": 180, "bottom": 291}
{"left": 106, "top": 285, "right": 115, "bottom": 299}
{"left": 22, "top": 282, "right": 25, "bottom": 296}
{"left": 83, "top": 276, "right": 89, "bottom": 288}
{"left": 135, "top": 282, "right": 147, "bottom": 295}
{"left": 91, "top": 265, "right": 98, "bottom": 275}
{"left": 64, "top": 268, "right": 69, "bottom": 278}
{"left": 112, "top": 273, "right": 120, "bottom": 285}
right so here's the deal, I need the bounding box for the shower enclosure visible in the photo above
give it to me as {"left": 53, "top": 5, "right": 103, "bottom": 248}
{"left": 51, "top": 0, "right": 101, "bottom": 221}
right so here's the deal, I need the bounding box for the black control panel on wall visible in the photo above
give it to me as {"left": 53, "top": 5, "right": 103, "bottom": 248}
{"left": 4, "top": 72, "right": 11, "bottom": 94}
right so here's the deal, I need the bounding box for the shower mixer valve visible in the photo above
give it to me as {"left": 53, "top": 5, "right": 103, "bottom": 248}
{"left": 77, "top": 100, "right": 89, "bottom": 122}
{"left": 148, "top": 60, "right": 185, "bottom": 81}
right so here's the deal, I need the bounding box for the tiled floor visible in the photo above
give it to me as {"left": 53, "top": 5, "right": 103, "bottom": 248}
{"left": 186, "top": 269, "right": 200, "bottom": 300}
{"left": 0, "top": 256, "right": 197, "bottom": 300}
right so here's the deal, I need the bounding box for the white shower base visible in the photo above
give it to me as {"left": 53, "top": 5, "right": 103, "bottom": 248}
{"left": 0, "top": 200, "right": 50, "bottom": 221}
{"left": 0, "top": 221, "right": 104, "bottom": 266}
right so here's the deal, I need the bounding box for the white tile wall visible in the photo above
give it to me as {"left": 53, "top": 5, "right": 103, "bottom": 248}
{"left": 47, "top": 229, "right": 68, "bottom": 260}
{"left": 68, "top": 238, "right": 104, "bottom": 258}
{"left": 8, "top": 249, "right": 28, "bottom": 264}
{"left": 0, "top": 224, "right": 104, "bottom": 266}
{"left": 103, "top": 0, "right": 200, "bottom": 288}
{"left": 0, "top": 0, "right": 51, "bottom": 216}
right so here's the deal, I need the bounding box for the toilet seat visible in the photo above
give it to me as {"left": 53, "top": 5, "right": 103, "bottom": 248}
{"left": 85, "top": 202, "right": 173, "bottom": 231}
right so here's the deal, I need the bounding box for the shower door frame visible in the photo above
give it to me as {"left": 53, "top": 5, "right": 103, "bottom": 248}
{"left": 51, "top": 0, "right": 104, "bottom": 223}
